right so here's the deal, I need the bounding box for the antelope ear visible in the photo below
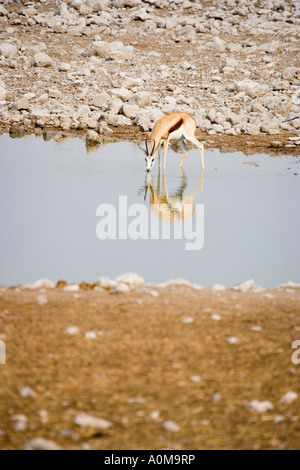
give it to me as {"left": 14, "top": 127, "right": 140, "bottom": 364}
{"left": 138, "top": 143, "right": 147, "bottom": 155}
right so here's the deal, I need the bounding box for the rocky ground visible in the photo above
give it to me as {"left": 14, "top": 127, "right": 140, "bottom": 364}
{"left": 0, "top": 0, "right": 300, "bottom": 155}
{"left": 0, "top": 275, "right": 300, "bottom": 450}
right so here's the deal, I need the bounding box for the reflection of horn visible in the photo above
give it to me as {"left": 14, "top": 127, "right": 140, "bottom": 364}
{"left": 145, "top": 140, "right": 149, "bottom": 155}
{"left": 138, "top": 143, "right": 147, "bottom": 155}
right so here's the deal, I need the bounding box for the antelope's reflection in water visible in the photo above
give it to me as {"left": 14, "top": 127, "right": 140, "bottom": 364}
{"left": 141, "top": 164, "right": 204, "bottom": 222}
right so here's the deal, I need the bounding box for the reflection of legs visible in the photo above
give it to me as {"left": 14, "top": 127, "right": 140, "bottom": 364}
{"left": 158, "top": 141, "right": 163, "bottom": 170}
{"left": 199, "top": 167, "right": 204, "bottom": 192}
{"left": 175, "top": 167, "right": 187, "bottom": 198}
{"left": 163, "top": 138, "right": 169, "bottom": 171}
{"left": 178, "top": 137, "right": 189, "bottom": 168}
{"left": 179, "top": 151, "right": 188, "bottom": 168}
{"left": 157, "top": 151, "right": 161, "bottom": 195}
{"left": 186, "top": 136, "right": 205, "bottom": 169}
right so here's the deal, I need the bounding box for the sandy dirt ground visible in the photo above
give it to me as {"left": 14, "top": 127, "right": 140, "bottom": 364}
{"left": 0, "top": 284, "right": 300, "bottom": 450}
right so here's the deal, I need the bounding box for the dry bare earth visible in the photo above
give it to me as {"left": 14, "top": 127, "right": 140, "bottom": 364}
{"left": 0, "top": 283, "right": 300, "bottom": 450}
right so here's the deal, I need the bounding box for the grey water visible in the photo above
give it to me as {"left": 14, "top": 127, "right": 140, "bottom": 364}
{"left": 0, "top": 133, "right": 299, "bottom": 288}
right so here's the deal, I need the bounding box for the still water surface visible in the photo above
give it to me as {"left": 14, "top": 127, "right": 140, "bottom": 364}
{"left": 0, "top": 134, "right": 299, "bottom": 288}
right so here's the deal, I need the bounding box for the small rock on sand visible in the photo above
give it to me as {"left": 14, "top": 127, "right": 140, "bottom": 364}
{"left": 74, "top": 412, "right": 112, "bottom": 430}
{"left": 248, "top": 400, "right": 274, "bottom": 413}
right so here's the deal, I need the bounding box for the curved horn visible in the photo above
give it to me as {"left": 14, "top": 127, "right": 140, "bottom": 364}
{"left": 145, "top": 139, "right": 149, "bottom": 155}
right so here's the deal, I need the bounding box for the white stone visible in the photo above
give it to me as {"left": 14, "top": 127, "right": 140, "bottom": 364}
{"left": 248, "top": 400, "right": 274, "bottom": 413}
{"left": 0, "top": 5, "right": 8, "bottom": 16}
{"left": 33, "top": 52, "right": 53, "bottom": 68}
{"left": 96, "top": 277, "right": 116, "bottom": 289}
{"left": 122, "top": 103, "right": 140, "bottom": 119}
{"left": 251, "top": 325, "right": 262, "bottom": 332}
{"left": 234, "top": 80, "right": 269, "bottom": 98}
{"left": 112, "top": 282, "right": 130, "bottom": 293}
{"left": 226, "top": 336, "right": 239, "bottom": 344}
{"left": 23, "top": 279, "right": 55, "bottom": 290}
{"left": 63, "top": 284, "right": 80, "bottom": 292}
{"left": 232, "top": 279, "right": 265, "bottom": 293}
{"left": 183, "top": 317, "right": 194, "bottom": 324}
{"left": 162, "top": 420, "right": 180, "bottom": 432}
{"left": 279, "top": 391, "right": 298, "bottom": 405}
{"left": 90, "top": 91, "right": 111, "bottom": 108}
{"left": 211, "top": 314, "right": 221, "bottom": 321}
{"left": 115, "top": 273, "right": 145, "bottom": 288}
{"left": 0, "top": 43, "right": 18, "bottom": 59}
{"left": 64, "top": 326, "right": 80, "bottom": 336}
{"left": 11, "top": 414, "right": 28, "bottom": 432}
{"left": 129, "top": 91, "right": 152, "bottom": 107}
{"left": 85, "top": 331, "right": 97, "bottom": 339}
{"left": 277, "top": 281, "right": 300, "bottom": 289}
{"left": 20, "top": 386, "right": 36, "bottom": 398}
{"left": 190, "top": 375, "right": 202, "bottom": 383}
{"left": 74, "top": 412, "right": 112, "bottom": 430}
{"left": 110, "top": 87, "right": 133, "bottom": 102}
{"left": 212, "top": 284, "right": 226, "bottom": 291}
{"left": 36, "top": 294, "right": 48, "bottom": 305}
{"left": 149, "top": 290, "right": 159, "bottom": 297}
{"left": 86, "top": 130, "right": 101, "bottom": 144}
{"left": 59, "top": 62, "right": 71, "bottom": 72}
{"left": 25, "top": 438, "right": 62, "bottom": 450}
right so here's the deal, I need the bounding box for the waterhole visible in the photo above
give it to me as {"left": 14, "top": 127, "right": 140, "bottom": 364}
{"left": 0, "top": 134, "right": 299, "bottom": 288}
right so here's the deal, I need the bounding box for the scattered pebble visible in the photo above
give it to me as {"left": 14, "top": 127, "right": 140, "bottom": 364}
{"left": 248, "top": 400, "right": 274, "bottom": 413}
{"left": 162, "top": 420, "right": 180, "bottom": 432}
{"left": 36, "top": 294, "right": 48, "bottom": 305}
{"left": 279, "top": 391, "right": 298, "bottom": 405}
{"left": 251, "top": 325, "right": 262, "bottom": 332}
{"left": 149, "top": 290, "right": 159, "bottom": 297}
{"left": 212, "top": 284, "right": 226, "bottom": 291}
{"left": 150, "top": 410, "right": 160, "bottom": 420}
{"left": 25, "top": 438, "right": 62, "bottom": 450}
{"left": 38, "top": 410, "right": 49, "bottom": 424}
{"left": 128, "top": 397, "right": 146, "bottom": 404}
{"left": 211, "top": 392, "right": 222, "bottom": 403}
{"left": 63, "top": 284, "right": 80, "bottom": 292}
{"left": 64, "top": 326, "right": 80, "bottom": 336}
{"left": 20, "top": 386, "right": 36, "bottom": 398}
{"left": 74, "top": 412, "right": 112, "bottom": 430}
{"left": 274, "top": 415, "right": 285, "bottom": 423}
{"left": 115, "top": 273, "right": 144, "bottom": 289}
{"left": 190, "top": 375, "right": 202, "bottom": 383}
{"left": 182, "top": 317, "right": 194, "bottom": 324}
{"left": 11, "top": 414, "right": 27, "bottom": 432}
{"left": 232, "top": 280, "right": 265, "bottom": 293}
{"left": 111, "top": 282, "right": 130, "bottom": 294}
{"left": 85, "top": 331, "right": 97, "bottom": 339}
{"left": 211, "top": 314, "right": 221, "bottom": 321}
{"left": 226, "top": 336, "right": 239, "bottom": 345}
{"left": 23, "top": 279, "right": 55, "bottom": 290}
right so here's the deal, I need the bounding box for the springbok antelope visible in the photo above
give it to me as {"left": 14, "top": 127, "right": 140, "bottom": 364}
{"left": 139, "top": 112, "right": 204, "bottom": 172}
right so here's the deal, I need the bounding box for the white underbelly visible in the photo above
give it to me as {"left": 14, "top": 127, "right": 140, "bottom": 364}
{"left": 169, "top": 125, "right": 184, "bottom": 140}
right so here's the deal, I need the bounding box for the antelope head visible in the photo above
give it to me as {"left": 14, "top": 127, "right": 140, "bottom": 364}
{"left": 138, "top": 140, "right": 156, "bottom": 172}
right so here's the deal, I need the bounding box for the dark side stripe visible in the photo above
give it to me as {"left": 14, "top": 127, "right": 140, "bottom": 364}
{"left": 169, "top": 118, "right": 184, "bottom": 135}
